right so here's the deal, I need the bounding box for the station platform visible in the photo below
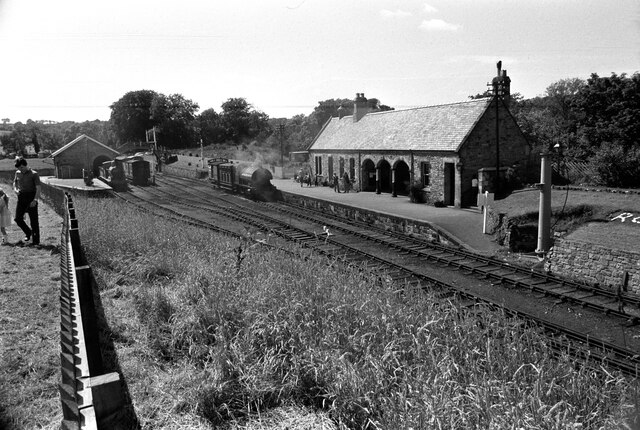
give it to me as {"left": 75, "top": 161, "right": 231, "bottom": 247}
{"left": 271, "top": 179, "right": 503, "bottom": 256}
{"left": 41, "top": 176, "right": 113, "bottom": 192}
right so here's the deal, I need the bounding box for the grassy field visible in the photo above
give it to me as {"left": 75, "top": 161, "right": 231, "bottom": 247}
{"left": 0, "top": 157, "right": 55, "bottom": 172}
{"left": 67, "top": 196, "right": 638, "bottom": 429}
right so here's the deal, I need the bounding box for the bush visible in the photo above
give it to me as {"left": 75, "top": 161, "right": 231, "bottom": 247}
{"left": 590, "top": 143, "right": 640, "bottom": 188}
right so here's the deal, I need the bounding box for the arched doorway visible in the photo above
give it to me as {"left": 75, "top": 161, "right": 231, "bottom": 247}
{"left": 362, "top": 159, "right": 376, "bottom": 192}
{"left": 378, "top": 159, "right": 391, "bottom": 193}
{"left": 393, "top": 160, "right": 410, "bottom": 196}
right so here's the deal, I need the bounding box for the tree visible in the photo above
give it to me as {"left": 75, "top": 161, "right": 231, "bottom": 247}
{"left": 545, "top": 78, "right": 584, "bottom": 121}
{"left": 197, "top": 108, "right": 226, "bottom": 145}
{"left": 150, "top": 93, "right": 199, "bottom": 149}
{"left": 109, "top": 90, "right": 158, "bottom": 144}
{"left": 590, "top": 144, "right": 640, "bottom": 188}
{"left": 511, "top": 77, "right": 584, "bottom": 157}
{"left": 63, "top": 120, "right": 114, "bottom": 146}
{"left": 309, "top": 98, "right": 354, "bottom": 129}
{"left": 220, "top": 98, "right": 270, "bottom": 143}
{"left": 468, "top": 90, "right": 493, "bottom": 100}
{"left": 572, "top": 72, "right": 640, "bottom": 187}
{"left": 575, "top": 72, "right": 640, "bottom": 153}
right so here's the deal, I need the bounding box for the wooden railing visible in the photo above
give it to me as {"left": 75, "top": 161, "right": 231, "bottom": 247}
{"left": 58, "top": 193, "right": 124, "bottom": 429}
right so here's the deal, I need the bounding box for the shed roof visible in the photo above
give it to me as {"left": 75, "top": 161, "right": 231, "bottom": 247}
{"left": 308, "top": 98, "right": 492, "bottom": 153}
{"left": 51, "top": 134, "right": 119, "bottom": 157}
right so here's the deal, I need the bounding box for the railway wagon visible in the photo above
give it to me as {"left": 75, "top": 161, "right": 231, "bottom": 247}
{"left": 98, "top": 160, "right": 127, "bottom": 191}
{"left": 114, "top": 155, "right": 150, "bottom": 186}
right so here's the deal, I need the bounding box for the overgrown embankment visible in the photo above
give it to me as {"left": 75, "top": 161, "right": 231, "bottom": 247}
{"left": 70, "top": 195, "right": 639, "bottom": 429}
{"left": 488, "top": 187, "right": 640, "bottom": 253}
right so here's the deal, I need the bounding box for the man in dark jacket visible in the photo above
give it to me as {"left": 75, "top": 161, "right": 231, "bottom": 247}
{"left": 13, "top": 158, "right": 41, "bottom": 245}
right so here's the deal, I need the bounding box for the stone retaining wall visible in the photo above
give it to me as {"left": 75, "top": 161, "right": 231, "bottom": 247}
{"left": 281, "top": 191, "right": 461, "bottom": 248}
{"left": 546, "top": 238, "right": 640, "bottom": 295}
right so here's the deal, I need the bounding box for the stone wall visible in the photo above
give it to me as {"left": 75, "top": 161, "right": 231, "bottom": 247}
{"left": 546, "top": 238, "right": 640, "bottom": 295}
{"left": 281, "top": 191, "right": 461, "bottom": 248}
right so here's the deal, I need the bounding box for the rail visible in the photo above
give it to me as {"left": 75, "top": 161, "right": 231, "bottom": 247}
{"left": 58, "top": 193, "right": 124, "bottom": 429}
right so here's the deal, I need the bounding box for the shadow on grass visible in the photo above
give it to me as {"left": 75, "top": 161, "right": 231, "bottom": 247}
{"left": 0, "top": 403, "right": 13, "bottom": 430}
{"left": 88, "top": 270, "right": 141, "bottom": 429}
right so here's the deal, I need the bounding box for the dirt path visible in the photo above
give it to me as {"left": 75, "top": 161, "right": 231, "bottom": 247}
{"left": 0, "top": 198, "right": 63, "bottom": 429}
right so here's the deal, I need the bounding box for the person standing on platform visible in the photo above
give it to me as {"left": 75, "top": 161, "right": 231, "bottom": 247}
{"left": 13, "top": 158, "right": 41, "bottom": 245}
{"left": 343, "top": 172, "right": 351, "bottom": 193}
{"left": 332, "top": 173, "right": 340, "bottom": 193}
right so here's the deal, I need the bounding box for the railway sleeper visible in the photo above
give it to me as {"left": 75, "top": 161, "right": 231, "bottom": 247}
{"left": 481, "top": 268, "right": 511, "bottom": 278}
{"left": 542, "top": 285, "right": 577, "bottom": 295}
{"left": 501, "top": 276, "right": 533, "bottom": 288}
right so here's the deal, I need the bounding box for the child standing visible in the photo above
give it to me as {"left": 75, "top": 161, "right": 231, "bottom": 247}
{"left": 0, "top": 187, "right": 11, "bottom": 244}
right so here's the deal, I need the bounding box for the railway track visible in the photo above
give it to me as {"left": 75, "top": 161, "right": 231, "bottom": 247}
{"left": 117, "top": 175, "right": 640, "bottom": 377}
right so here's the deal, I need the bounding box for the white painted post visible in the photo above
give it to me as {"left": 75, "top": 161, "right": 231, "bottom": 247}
{"left": 483, "top": 191, "right": 489, "bottom": 234}
{"left": 481, "top": 191, "right": 494, "bottom": 234}
{"left": 536, "top": 152, "right": 552, "bottom": 254}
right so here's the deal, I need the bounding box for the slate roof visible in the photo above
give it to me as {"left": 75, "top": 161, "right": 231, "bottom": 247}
{"left": 308, "top": 98, "right": 492, "bottom": 153}
{"left": 51, "top": 134, "right": 119, "bottom": 157}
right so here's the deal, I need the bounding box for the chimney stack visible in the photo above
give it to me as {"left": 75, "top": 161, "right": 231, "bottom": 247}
{"left": 353, "top": 93, "right": 369, "bottom": 122}
{"left": 491, "top": 62, "right": 511, "bottom": 106}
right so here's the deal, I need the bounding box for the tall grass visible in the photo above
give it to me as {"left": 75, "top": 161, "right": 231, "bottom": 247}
{"left": 74, "top": 196, "right": 639, "bottom": 429}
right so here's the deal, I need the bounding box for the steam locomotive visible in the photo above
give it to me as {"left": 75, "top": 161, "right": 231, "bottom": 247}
{"left": 208, "top": 158, "right": 282, "bottom": 202}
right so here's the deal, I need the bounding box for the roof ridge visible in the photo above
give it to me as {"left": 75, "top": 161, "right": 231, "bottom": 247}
{"left": 364, "top": 98, "right": 491, "bottom": 116}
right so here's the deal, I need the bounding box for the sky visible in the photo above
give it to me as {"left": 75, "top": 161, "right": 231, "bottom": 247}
{"left": 0, "top": 0, "right": 638, "bottom": 124}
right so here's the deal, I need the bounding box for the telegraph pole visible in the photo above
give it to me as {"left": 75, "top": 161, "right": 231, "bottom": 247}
{"left": 495, "top": 86, "right": 500, "bottom": 196}
{"left": 278, "top": 123, "right": 285, "bottom": 167}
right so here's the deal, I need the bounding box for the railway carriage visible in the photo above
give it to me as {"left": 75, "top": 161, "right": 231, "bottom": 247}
{"left": 99, "top": 155, "right": 152, "bottom": 189}
{"left": 116, "top": 155, "right": 151, "bottom": 186}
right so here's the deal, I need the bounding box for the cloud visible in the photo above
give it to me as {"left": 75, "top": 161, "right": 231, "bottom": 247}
{"left": 419, "top": 19, "right": 461, "bottom": 32}
{"left": 380, "top": 9, "right": 412, "bottom": 19}
{"left": 423, "top": 3, "right": 438, "bottom": 14}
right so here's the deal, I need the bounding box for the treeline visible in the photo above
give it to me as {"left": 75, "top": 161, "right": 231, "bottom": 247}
{"left": 1, "top": 72, "right": 638, "bottom": 186}
{"left": 510, "top": 72, "right": 640, "bottom": 187}
{"left": 0, "top": 92, "right": 394, "bottom": 161}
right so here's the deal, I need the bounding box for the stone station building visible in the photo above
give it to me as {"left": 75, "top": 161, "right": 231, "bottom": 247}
{"left": 307, "top": 69, "right": 537, "bottom": 208}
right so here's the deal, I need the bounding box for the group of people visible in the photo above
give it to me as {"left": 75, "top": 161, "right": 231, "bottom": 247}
{"left": 294, "top": 169, "right": 353, "bottom": 193}
{"left": 298, "top": 169, "right": 313, "bottom": 187}
{"left": 0, "top": 158, "right": 41, "bottom": 246}
{"left": 332, "top": 171, "right": 351, "bottom": 193}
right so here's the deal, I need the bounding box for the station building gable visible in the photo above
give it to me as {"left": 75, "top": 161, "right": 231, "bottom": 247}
{"left": 51, "top": 134, "right": 119, "bottom": 179}
{"left": 308, "top": 95, "right": 533, "bottom": 208}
